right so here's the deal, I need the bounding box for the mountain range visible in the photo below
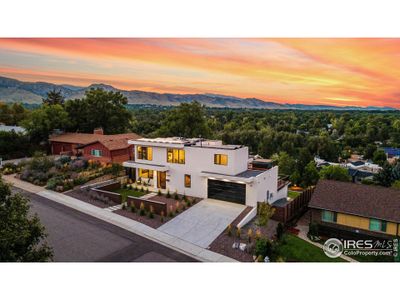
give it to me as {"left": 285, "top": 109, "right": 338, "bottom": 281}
{"left": 0, "top": 76, "right": 397, "bottom": 111}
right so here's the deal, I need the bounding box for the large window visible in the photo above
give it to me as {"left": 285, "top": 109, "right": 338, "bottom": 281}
{"left": 91, "top": 149, "right": 102, "bottom": 157}
{"left": 184, "top": 174, "right": 191, "bottom": 188}
{"left": 137, "top": 146, "right": 152, "bottom": 160}
{"left": 322, "top": 210, "right": 337, "bottom": 223}
{"left": 369, "top": 219, "right": 387, "bottom": 232}
{"left": 214, "top": 154, "right": 228, "bottom": 165}
{"left": 167, "top": 148, "right": 185, "bottom": 164}
{"left": 138, "top": 168, "right": 154, "bottom": 179}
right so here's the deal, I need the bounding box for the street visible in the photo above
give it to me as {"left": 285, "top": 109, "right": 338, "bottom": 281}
{"left": 13, "top": 188, "right": 197, "bottom": 262}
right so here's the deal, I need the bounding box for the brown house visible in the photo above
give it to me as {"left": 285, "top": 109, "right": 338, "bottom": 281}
{"left": 49, "top": 129, "right": 141, "bottom": 163}
{"left": 309, "top": 180, "right": 400, "bottom": 239}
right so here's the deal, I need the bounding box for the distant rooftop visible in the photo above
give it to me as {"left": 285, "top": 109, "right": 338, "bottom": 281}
{"left": 0, "top": 124, "right": 26, "bottom": 134}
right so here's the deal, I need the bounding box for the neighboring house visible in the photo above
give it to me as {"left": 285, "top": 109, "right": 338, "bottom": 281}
{"left": 309, "top": 180, "right": 400, "bottom": 239}
{"left": 0, "top": 124, "right": 26, "bottom": 134}
{"left": 123, "top": 137, "right": 288, "bottom": 207}
{"left": 347, "top": 168, "right": 374, "bottom": 183}
{"left": 382, "top": 147, "right": 400, "bottom": 159}
{"left": 49, "top": 128, "right": 141, "bottom": 163}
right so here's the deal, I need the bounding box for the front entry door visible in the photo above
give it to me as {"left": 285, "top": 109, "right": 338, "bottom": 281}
{"left": 157, "top": 171, "right": 166, "bottom": 189}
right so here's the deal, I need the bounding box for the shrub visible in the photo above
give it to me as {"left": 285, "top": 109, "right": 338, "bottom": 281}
{"left": 276, "top": 223, "right": 284, "bottom": 240}
{"left": 157, "top": 189, "right": 162, "bottom": 196}
{"left": 308, "top": 222, "right": 319, "bottom": 238}
{"left": 130, "top": 203, "right": 136, "bottom": 213}
{"left": 254, "top": 238, "right": 272, "bottom": 258}
{"left": 174, "top": 190, "right": 179, "bottom": 200}
{"left": 140, "top": 186, "right": 144, "bottom": 192}
{"left": 139, "top": 202, "right": 146, "bottom": 216}
{"left": 236, "top": 226, "right": 241, "bottom": 239}
{"left": 166, "top": 189, "right": 171, "bottom": 198}
{"left": 70, "top": 159, "right": 87, "bottom": 171}
{"left": 122, "top": 203, "right": 127, "bottom": 210}
{"left": 168, "top": 205, "right": 174, "bottom": 218}
{"left": 148, "top": 205, "right": 154, "bottom": 219}
{"left": 175, "top": 201, "right": 180, "bottom": 213}
{"left": 255, "top": 229, "right": 262, "bottom": 240}
{"left": 58, "top": 156, "right": 71, "bottom": 165}
{"left": 1, "top": 163, "right": 17, "bottom": 174}
{"left": 160, "top": 211, "right": 165, "bottom": 223}
{"left": 226, "top": 224, "right": 232, "bottom": 236}
{"left": 182, "top": 193, "right": 187, "bottom": 201}
{"left": 29, "top": 152, "right": 55, "bottom": 173}
{"left": 247, "top": 228, "right": 253, "bottom": 243}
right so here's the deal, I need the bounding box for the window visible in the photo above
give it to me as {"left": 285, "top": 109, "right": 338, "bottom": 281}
{"left": 137, "top": 146, "right": 152, "bottom": 160}
{"left": 167, "top": 148, "right": 185, "bottom": 164}
{"left": 138, "top": 168, "right": 154, "bottom": 179}
{"left": 184, "top": 174, "right": 191, "bottom": 188}
{"left": 369, "top": 219, "right": 387, "bottom": 232}
{"left": 214, "top": 154, "right": 228, "bottom": 165}
{"left": 321, "top": 210, "right": 337, "bottom": 223}
{"left": 91, "top": 149, "right": 102, "bottom": 157}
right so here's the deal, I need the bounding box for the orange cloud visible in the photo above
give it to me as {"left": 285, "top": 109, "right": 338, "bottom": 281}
{"left": 0, "top": 38, "right": 399, "bottom": 107}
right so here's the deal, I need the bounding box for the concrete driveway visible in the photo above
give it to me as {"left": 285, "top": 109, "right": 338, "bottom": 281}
{"left": 158, "top": 199, "right": 246, "bottom": 248}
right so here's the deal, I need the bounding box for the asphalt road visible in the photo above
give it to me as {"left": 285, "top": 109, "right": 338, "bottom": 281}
{"left": 13, "top": 188, "right": 197, "bottom": 262}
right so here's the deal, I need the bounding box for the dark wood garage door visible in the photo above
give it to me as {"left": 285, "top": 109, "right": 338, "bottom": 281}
{"left": 207, "top": 179, "right": 246, "bottom": 204}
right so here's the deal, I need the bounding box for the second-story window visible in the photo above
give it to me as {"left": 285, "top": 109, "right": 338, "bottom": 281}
{"left": 167, "top": 148, "right": 185, "bottom": 164}
{"left": 214, "top": 154, "right": 228, "bottom": 165}
{"left": 137, "top": 146, "right": 153, "bottom": 161}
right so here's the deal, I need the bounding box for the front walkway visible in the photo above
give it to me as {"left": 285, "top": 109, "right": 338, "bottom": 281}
{"left": 3, "top": 175, "right": 236, "bottom": 262}
{"left": 159, "top": 199, "right": 246, "bottom": 248}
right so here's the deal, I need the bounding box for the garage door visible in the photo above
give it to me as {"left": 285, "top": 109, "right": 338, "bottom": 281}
{"left": 207, "top": 179, "right": 246, "bottom": 204}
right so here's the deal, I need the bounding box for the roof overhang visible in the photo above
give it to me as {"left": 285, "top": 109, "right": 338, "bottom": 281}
{"left": 200, "top": 171, "right": 254, "bottom": 184}
{"left": 122, "top": 161, "right": 169, "bottom": 172}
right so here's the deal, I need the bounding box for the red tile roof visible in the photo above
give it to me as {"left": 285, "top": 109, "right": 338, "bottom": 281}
{"left": 49, "top": 132, "right": 141, "bottom": 150}
{"left": 309, "top": 180, "right": 400, "bottom": 223}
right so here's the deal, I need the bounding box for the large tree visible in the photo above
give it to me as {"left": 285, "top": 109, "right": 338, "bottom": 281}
{"left": 319, "top": 165, "right": 351, "bottom": 182}
{"left": 22, "top": 104, "right": 69, "bottom": 143}
{"left": 302, "top": 161, "right": 320, "bottom": 187}
{"left": 42, "top": 89, "right": 65, "bottom": 106}
{"left": 156, "top": 101, "right": 211, "bottom": 138}
{"left": 0, "top": 176, "right": 53, "bottom": 262}
{"left": 65, "top": 88, "right": 131, "bottom": 134}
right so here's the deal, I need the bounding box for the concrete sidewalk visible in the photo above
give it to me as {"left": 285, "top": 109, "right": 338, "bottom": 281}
{"left": 3, "top": 175, "right": 236, "bottom": 262}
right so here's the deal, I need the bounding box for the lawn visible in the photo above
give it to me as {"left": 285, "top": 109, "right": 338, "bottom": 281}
{"left": 113, "top": 188, "right": 148, "bottom": 201}
{"left": 277, "top": 234, "right": 346, "bottom": 262}
{"left": 288, "top": 190, "right": 301, "bottom": 199}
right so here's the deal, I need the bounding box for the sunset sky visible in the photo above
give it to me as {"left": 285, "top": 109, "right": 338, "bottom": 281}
{"left": 0, "top": 38, "right": 400, "bottom": 107}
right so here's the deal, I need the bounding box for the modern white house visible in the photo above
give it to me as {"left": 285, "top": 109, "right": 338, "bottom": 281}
{"left": 122, "top": 137, "right": 288, "bottom": 207}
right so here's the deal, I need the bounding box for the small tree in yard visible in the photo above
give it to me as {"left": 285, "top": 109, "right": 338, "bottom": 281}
{"left": 0, "top": 176, "right": 53, "bottom": 262}
{"left": 247, "top": 228, "right": 253, "bottom": 243}
{"left": 256, "top": 202, "right": 276, "bottom": 228}
{"left": 139, "top": 202, "right": 146, "bottom": 216}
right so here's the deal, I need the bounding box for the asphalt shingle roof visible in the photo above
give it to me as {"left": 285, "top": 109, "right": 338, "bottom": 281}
{"left": 309, "top": 180, "right": 400, "bottom": 223}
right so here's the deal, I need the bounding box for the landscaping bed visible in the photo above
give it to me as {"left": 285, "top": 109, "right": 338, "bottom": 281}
{"left": 113, "top": 193, "right": 202, "bottom": 229}
{"left": 209, "top": 207, "right": 255, "bottom": 262}
{"left": 16, "top": 153, "right": 124, "bottom": 192}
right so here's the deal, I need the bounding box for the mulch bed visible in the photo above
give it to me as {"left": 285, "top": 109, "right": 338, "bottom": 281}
{"left": 148, "top": 194, "right": 202, "bottom": 212}
{"left": 113, "top": 195, "right": 203, "bottom": 228}
{"left": 208, "top": 206, "right": 254, "bottom": 262}
{"left": 114, "top": 209, "right": 165, "bottom": 228}
{"left": 65, "top": 188, "right": 114, "bottom": 208}
{"left": 209, "top": 207, "right": 279, "bottom": 262}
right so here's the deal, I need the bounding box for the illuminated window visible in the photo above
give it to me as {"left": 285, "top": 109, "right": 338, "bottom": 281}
{"left": 184, "top": 174, "right": 191, "bottom": 188}
{"left": 138, "top": 168, "right": 154, "bottom": 179}
{"left": 369, "top": 219, "right": 387, "bottom": 232}
{"left": 214, "top": 154, "right": 228, "bottom": 165}
{"left": 321, "top": 210, "right": 337, "bottom": 223}
{"left": 91, "top": 149, "right": 102, "bottom": 157}
{"left": 167, "top": 148, "right": 185, "bottom": 164}
{"left": 137, "top": 146, "right": 152, "bottom": 160}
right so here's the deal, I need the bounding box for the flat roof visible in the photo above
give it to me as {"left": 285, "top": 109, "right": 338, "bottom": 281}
{"left": 132, "top": 137, "right": 244, "bottom": 150}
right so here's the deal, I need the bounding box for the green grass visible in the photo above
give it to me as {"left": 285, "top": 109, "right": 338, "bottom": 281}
{"left": 277, "top": 234, "right": 346, "bottom": 262}
{"left": 288, "top": 190, "right": 301, "bottom": 199}
{"left": 113, "top": 188, "right": 148, "bottom": 201}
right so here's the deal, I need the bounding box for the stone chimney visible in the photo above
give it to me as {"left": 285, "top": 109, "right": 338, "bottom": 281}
{"left": 93, "top": 128, "right": 104, "bottom": 135}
